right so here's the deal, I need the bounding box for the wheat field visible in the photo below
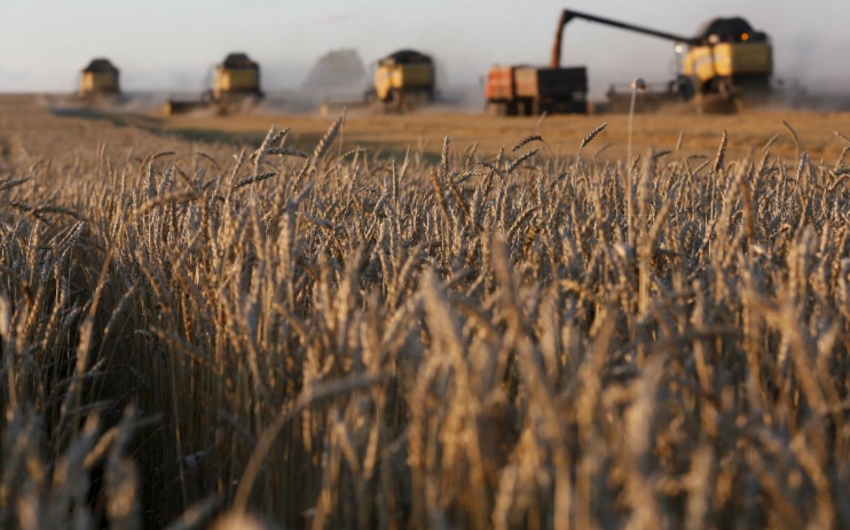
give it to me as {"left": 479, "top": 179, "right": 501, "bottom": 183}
{"left": 2, "top": 96, "right": 850, "bottom": 530}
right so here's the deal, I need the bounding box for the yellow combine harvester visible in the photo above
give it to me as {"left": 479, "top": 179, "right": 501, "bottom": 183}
{"left": 682, "top": 18, "right": 772, "bottom": 101}
{"left": 212, "top": 53, "right": 262, "bottom": 103}
{"left": 368, "top": 50, "right": 435, "bottom": 111}
{"left": 164, "top": 53, "right": 264, "bottom": 116}
{"left": 320, "top": 49, "right": 437, "bottom": 116}
{"left": 79, "top": 58, "right": 120, "bottom": 101}
{"left": 551, "top": 9, "right": 773, "bottom": 112}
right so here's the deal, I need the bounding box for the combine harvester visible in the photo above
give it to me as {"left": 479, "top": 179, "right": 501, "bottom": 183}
{"left": 320, "top": 49, "right": 436, "bottom": 116}
{"left": 551, "top": 9, "right": 774, "bottom": 114}
{"left": 164, "top": 53, "right": 264, "bottom": 116}
{"left": 78, "top": 58, "right": 123, "bottom": 105}
{"left": 366, "top": 50, "right": 436, "bottom": 111}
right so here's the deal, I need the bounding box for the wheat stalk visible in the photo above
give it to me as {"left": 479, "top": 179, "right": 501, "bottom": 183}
{"left": 577, "top": 122, "right": 608, "bottom": 156}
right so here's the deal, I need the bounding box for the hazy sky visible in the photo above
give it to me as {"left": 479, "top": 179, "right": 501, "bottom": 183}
{"left": 1, "top": 0, "right": 846, "bottom": 95}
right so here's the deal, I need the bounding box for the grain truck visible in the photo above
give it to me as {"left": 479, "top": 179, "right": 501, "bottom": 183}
{"left": 485, "top": 65, "right": 588, "bottom": 116}
{"left": 484, "top": 10, "right": 591, "bottom": 117}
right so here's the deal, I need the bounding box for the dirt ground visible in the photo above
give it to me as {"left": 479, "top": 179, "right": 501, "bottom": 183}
{"left": 3, "top": 94, "right": 850, "bottom": 165}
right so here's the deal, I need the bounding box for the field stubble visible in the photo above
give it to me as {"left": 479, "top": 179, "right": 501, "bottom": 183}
{"left": 1, "top": 96, "right": 850, "bottom": 529}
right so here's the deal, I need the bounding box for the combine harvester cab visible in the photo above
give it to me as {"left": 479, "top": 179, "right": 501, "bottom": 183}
{"left": 79, "top": 58, "right": 122, "bottom": 105}
{"left": 164, "top": 52, "right": 264, "bottom": 116}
